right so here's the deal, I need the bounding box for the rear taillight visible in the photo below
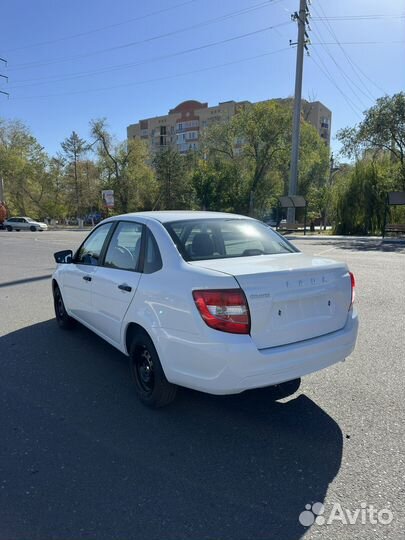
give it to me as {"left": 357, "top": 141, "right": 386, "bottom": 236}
{"left": 349, "top": 271, "right": 356, "bottom": 307}
{"left": 192, "top": 289, "right": 251, "bottom": 334}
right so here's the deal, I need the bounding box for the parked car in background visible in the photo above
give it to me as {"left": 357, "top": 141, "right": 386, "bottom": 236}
{"left": 262, "top": 213, "right": 279, "bottom": 228}
{"left": 84, "top": 214, "right": 103, "bottom": 226}
{"left": 4, "top": 217, "right": 48, "bottom": 232}
{"left": 66, "top": 218, "right": 79, "bottom": 226}
{"left": 52, "top": 211, "right": 358, "bottom": 408}
{"left": 263, "top": 218, "right": 278, "bottom": 227}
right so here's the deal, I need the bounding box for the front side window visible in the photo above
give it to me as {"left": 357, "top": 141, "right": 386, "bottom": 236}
{"left": 165, "top": 219, "right": 298, "bottom": 261}
{"left": 104, "top": 221, "right": 143, "bottom": 271}
{"left": 75, "top": 223, "right": 113, "bottom": 266}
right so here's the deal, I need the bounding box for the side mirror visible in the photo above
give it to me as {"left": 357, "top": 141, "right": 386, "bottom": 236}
{"left": 54, "top": 250, "right": 73, "bottom": 264}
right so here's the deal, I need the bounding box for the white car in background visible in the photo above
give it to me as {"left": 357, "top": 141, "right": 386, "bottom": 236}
{"left": 5, "top": 216, "right": 48, "bottom": 231}
{"left": 52, "top": 211, "right": 358, "bottom": 408}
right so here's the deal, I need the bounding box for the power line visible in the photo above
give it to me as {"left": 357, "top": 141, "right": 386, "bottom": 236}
{"left": 309, "top": 27, "right": 371, "bottom": 109}
{"left": 312, "top": 3, "right": 387, "bottom": 97}
{"left": 9, "top": 0, "right": 283, "bottom": 71}
{"left": 307, "top": 32, "right": 363, "bottom": 117}
{"left": 309, "top": 6, "right": 390, "bottom": 107}
{"left": 309, "top": 51, "right": 362, "bottom": 118}
{"left": 311, "top": 40, "right": 405, "bottom": 45}
{"left": 311, "top": 14, "right": 405, "bottom": 21}
{"left": 8, "top": 22, "right": 292, "bottom": 89}
{"left": 10, "top": 46, "right": 292, "bottom": 100}
{"left": 4, "top": 0, "right": 200, "bottom": 53}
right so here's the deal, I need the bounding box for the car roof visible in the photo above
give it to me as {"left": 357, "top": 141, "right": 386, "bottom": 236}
{"left": 108, "top": 210, "right": 253, "bottom": 224}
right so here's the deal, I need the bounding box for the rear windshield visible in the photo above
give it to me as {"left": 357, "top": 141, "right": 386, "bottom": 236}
{"left": 164, "top": 219, "right": 299, "bottom": 261}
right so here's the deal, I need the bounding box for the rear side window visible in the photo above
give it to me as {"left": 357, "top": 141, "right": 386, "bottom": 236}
{"left": 75, "top": 223, "right": 113, "bottom": 265}
{"left": 104, "top": 221, "right": 143, "bottom": 271}
{"left": 143, "top": 229, "right": 162, "bottom": 274}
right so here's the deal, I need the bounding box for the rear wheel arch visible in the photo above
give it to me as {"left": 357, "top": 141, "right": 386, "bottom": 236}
{"left": 125, "top": 322, "right": 152, "bottom": 356}
{"left": 125, "top": 322, "right": 171, "bottom": 377}
{"left": 126, "top": 323, "right": 177, "bottom": 407}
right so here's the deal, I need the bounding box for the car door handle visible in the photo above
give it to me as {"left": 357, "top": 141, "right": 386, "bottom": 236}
{"left": 83, "top": 275, "right": 92, "bottom": 282}
{"left": 118, "top": 283, "right": 132, "bottom": 292}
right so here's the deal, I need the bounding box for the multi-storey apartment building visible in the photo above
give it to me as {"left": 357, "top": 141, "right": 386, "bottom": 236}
{"left": 127, "top": 98, "right": 331, "bottom": 154}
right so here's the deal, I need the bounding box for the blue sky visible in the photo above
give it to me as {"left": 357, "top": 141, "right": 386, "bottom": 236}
{"left": 0, "top": 0, "right": 404, "bottom": 157}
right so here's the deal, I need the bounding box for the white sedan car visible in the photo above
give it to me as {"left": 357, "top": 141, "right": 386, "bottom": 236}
{"left": 5, "top": 216, "right": 48, "bottom": 231}
{"left": 52, "top": 211, "right": 358, "bottom": 408}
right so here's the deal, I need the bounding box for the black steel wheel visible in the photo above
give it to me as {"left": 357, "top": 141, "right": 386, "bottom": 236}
{"left": 53, "top": 284, "right": 75, "bottom": 330}
{"left": 129, "top": 332, "right": 177, "bottom": 408}
{"left": 137, "top": 348, "right": 155, "bottom": 394}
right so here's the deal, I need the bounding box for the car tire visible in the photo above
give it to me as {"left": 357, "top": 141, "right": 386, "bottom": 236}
{"left": 6, "top": 226, "right": 12, "bottom": 232}
{"left": 30, "top": 225, "right": 36, "bottom": 232}
{"left": 53, "top": 285, "right": 75, "bottom": 330}
{"left": 268, "top": 378, "right": 301, "bottom": 400}
{"left": 129, "top": 332, "right": 177, "bottom": 408}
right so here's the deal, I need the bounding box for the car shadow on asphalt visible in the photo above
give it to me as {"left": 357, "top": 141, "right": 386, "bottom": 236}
{"left": 0, "top": 320, "right": 343, "bottom": 540}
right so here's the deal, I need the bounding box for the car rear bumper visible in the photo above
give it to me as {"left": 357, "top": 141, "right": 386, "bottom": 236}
{"left": 156, "top": 308, "right": 359, "bottom": 395}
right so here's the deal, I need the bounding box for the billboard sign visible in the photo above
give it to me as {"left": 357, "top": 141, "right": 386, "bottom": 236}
{"left": 102, "top": 189, "right": 114, "bottom": 209}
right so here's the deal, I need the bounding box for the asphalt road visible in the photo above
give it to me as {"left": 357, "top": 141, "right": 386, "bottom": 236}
{"left": 0, "top": 229, "right": 404, "bottom": 540}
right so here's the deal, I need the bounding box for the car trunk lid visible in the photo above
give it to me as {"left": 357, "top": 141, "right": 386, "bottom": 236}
{"left": 189, "top": 253, "right": 352, "bottom": 349}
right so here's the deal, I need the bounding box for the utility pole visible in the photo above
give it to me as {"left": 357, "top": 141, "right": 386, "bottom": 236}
{"left": 287, "top": 0, "right": 309, "bottom": 224}
{"left": 0, "top": 56, "right": 8, "bottom": 225}
{"left": 0, "top": 57, "right": 7, "bottom": 214}
{"left": 0, "top": 57, "right": 9, "bottom": 99}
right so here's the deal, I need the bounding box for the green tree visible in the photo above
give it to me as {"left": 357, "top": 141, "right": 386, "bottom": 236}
{"left": 61, "top": 131, "right": 89, "bottom": 220}
{"left": 0, "top": 119, "right": 51, "bottom": 217}
{"left": 332, "top": 156, "right": 395, "bottom": 235}
{"left": 199, "top": 120, "right": 249, "bottom": 212}
{"left": 47, "top": 156, "right": 68, "bottom": 219}
{"left": 234, "top": 101, "right": 291, "bottom": 215}
{"left": 298, "top": 123, "right": 330, "bottom": 196}
{"left": 153, "top": 147, "right": 194, "bottom": 210}
{"left": 337, "top": 93, "right": 405, "bottom": 188}
{"left": 91, "top": 119, "right": 156, "bottom": 213}
{"left": 192, "top": 157, "right": 246, "bottom": 213}
{"left": 201, "top": 101, "right": 328, "bottom": 217}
